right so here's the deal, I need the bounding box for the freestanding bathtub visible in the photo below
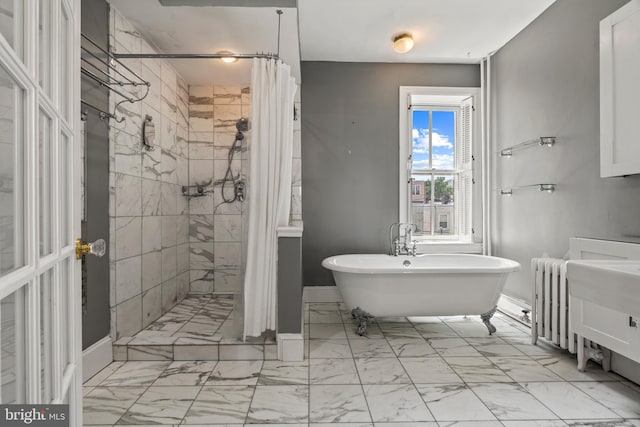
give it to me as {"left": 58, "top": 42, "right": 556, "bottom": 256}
{"left": 321, "top": 253, "right": 520, "bottom": 335}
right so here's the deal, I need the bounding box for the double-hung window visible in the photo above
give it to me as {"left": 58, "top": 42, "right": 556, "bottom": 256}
{"left": 400, "top": 87, "right": 479, "bottom": 247}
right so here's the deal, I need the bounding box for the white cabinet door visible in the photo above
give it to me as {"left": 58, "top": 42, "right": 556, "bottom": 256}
{"left": 600, "top": 0, "right": 640, "bottom": 177}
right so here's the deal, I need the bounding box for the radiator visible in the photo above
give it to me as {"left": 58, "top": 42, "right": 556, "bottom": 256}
{"left": 531, "top": 257, "right": 576, "bottom": 353}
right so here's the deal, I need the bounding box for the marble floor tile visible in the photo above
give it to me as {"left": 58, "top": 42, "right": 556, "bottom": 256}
{"left": 563, "top": 421, "right": 639, "bottom": 427}
{"left": 427, "top": 338, "right": 483, "bottom": 357}
{"left": 183, "top": 385, "right": 254, "bottom": 424}
{"left": 309, "top": 339, "right": 353, "bottom": 358}
{"left": 522, "top": 382, "right": 620, "bottom": 419}
{"left": 416, "top": 383, "right": 497, "bottom": 421}
{"left": 488, "top": 356, "right": 562, "bottom": 382}
{"left": 310, "top": 358, "right": 360, "bottom": 385}
{"left": 573, "top": 381, "right": 640, "bottom": 418}
{"left": 444, "top": 357, "right": 512, "bottom": 383}
{"left": 117, "top": 385, "right": 200, "bottom": 424}
{"left": 309, "top": 306, "right": 343, "bottom": 324}
{"left": 469, "top": 382, "right": 559, "bottom": 420}
{"left": 355, "top": 357, "right": 411, "bottom": 384}
{"left": 375, "top": 423, "right": 439, "bottom": 427}
{"left": 153, "top": 360, "right": 217, "bottom": 385}
{"left": 448, "top": 322, "right": 495, "bottom": 337}
{"left": 465, "top": 337, "right": 526, "bottom": 357}
{"left": 309, "top": 423, "right": 373, "bottom": 427}
{"left": 437, "top": 422, "right": 503, "bottom": 427}
{"left": 363, "top": 384, "right": 434, "bottom": 422}
{"left": 246, "top": 385, "right": 309, "bottom": 423}
{"left": 414, "top": 323, "right": 458, "bottom": 338}
{"left": 501, "top": 421, "right": 568, "bottom": 427}
{"left": 101, "top": 361, "right": 170, "bottom": 386}
{"left": 400, "top": 356, "right": 463, "bottom": 384}
{"left": 386, "top": 337, "right": 437, "bottom": 357}
{"left": 84, "top": 361, "right": 125, "bottom": 386}
{"left": 531, "top": 355, "right": 618, "bottom": 382}
{"left": 309, "top": 323, "right": 348, "bottom": 339}
{"left": 349, "top": 339, "right": 396, "bottom": 358}
{"left": 207, "top": 360, "right": 262, "bottom": 385}
{"left": 83, "top": 386, "right": 147, "bottom": 425}
{"left": 258, "top": 360, "right": 309, "bottom": 385}
{"left": 309, "top": 385, "right": 372, "bottom": 423}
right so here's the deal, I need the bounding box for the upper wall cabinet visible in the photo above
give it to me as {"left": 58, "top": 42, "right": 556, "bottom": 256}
{"left": 600, "top": 0, "right": 640, "bottom": 177}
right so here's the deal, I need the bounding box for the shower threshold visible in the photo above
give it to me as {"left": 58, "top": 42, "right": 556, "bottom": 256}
{"left": 112, "top": 295, "right": 276, "bottom": 361}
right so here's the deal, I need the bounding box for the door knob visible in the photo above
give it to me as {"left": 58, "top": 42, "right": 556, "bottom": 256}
{"left": 75, "top": 238, "right": 106, "bottom": 260}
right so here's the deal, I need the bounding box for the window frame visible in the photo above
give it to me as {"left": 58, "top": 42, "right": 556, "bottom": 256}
{"left": 399, "top": 86, "right": 482, "bottom": 252}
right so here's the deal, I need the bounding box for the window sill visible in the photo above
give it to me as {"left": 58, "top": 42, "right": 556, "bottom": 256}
{"left": 416, "top": 241, "right": 483, "bottom": 254}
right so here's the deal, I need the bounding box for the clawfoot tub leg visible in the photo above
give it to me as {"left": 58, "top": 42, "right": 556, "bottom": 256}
{"left": 351, "top": 307, "right": 375, "bottom": 336}
{"left": 480, "top": 306, "right": 497, "bottom": 335}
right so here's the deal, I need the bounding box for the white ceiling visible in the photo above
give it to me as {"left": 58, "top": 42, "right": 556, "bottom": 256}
{"left": 109, "top": 0, "right": 556, "bottom": 85}
{"left": 109, "top": 0, "right": 301, "bottom": 85}
{"left": 298, "top": 0, "right": 557, "bottom": 63}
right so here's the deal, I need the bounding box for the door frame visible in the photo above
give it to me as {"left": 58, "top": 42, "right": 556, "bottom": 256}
{"left": 0, "top": 0, "right": 82, "bottom": 424}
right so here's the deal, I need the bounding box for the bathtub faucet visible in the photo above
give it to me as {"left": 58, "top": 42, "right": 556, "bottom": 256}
{"left": 389, "top": 223, "right": 418, "bottom": 256}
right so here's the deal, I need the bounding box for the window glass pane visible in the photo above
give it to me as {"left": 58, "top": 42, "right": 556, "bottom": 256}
{"left": 411, "top": 110, "right": 430, "bottom": 170}
{"left": 432, "top": 111, "right": 455, "bottom": 170}
{"left": 60, "top": 132, "right": 71, "bottom": 247}
{"left": 39, "top": 109, "right": 53, "bottom": 257}
{"left": 0, "top": 0, "right": 23, "bottom": 59}
{"left": 0, "top": 62, "right": 25, "bottom": 277}
{"left": 433, "top": 175, "right": 455, "bottom": 235}
{"left": 60, "top": 259, "right": 70, "bottom": 368}
{"left": 60, "top": 6, "right": 71, "bottom": 121}
{"left": 38, "top": 0, "right": 52, "bottom": 96}
{"left": 411, "top": 175, "right": 431, "bottom": 235}
{"left": 1, "top": 287, "right": 26, "bottom": 404}
{"left": 40, "top": 269, "right": 54, "bottom": 403}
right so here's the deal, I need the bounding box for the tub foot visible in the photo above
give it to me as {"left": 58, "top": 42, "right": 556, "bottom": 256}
{"left": 481, "top": 306, "right": 497, "bottom": 335}
{"left": 351, "top": 307, "right": 375, "bottom": 336}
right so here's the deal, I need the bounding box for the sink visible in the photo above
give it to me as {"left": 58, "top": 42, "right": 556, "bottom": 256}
{"left": 567, "top": 260, "right": 640, "bottom": 317}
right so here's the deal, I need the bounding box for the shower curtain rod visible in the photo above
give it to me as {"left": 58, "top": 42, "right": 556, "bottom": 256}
{"left": 112, "top": 52, "right": 280, "bottom": 60}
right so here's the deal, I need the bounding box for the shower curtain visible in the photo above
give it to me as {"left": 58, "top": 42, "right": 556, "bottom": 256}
{"left": 243, "top": 58, "right": 297, "bottom": 339}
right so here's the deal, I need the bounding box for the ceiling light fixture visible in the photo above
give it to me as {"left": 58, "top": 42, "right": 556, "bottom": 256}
{"left": 392, "top": 33, "right": 414, "bottom": 54}
{"left": 217, "top": 51, "right": 238, "bottom": 63}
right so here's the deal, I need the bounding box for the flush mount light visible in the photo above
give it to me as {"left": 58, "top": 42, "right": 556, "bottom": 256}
{"left": 392, "top": 33, "right": 414, "bottom": 53}
{"left": 217, "top": 51, "right": 238, "bottom": 63}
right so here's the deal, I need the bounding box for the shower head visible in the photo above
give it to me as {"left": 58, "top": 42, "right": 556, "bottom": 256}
{"left": 236, "top": 117, "right": 250, "bottom": 133}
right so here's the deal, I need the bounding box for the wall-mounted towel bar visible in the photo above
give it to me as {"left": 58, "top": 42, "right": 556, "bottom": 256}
{"left": 500, "top": 183, "right": 556, "bottom": 196}
{"left": 80, "top": 33, "right": 150, "bottom": 122}
{"left": 500, "top": 137, "right": 556, "bottom": 157}
{"left": 81, "top": 100, "right": 120, "bottom": 122}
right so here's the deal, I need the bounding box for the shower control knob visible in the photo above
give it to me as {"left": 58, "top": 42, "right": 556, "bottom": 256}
{"left": 76, "top": 238, "right": 107, "bottom": 259}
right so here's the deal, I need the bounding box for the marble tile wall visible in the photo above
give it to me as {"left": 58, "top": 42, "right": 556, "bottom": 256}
{"left": 187, "top": 85, "right": 302, "bottom": 295}
{"left": 187, "top": 85, "right": 249, "bottom": 295}
{"left": 108, "top": 8, "right": 190, "bottom": 340}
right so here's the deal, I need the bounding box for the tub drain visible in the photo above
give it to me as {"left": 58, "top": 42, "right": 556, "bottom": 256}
{"left": 403, "top": 260, "right": 411, "bottom": 267}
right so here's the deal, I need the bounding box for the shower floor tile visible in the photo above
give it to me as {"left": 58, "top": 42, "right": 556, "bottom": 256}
{"left": 86, "top": 303, "right": 640, "bottom": 426}
{"left": 113, "top": 294, "right": 275, "bottom": 361}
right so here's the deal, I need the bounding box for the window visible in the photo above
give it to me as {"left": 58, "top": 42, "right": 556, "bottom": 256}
{"left": 399, "top": 87, "right": 478, "bottom": 244}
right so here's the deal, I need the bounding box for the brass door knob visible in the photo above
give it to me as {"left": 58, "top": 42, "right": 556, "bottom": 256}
{"left": 75, "top": 238, "right": 106, "bottom": 260}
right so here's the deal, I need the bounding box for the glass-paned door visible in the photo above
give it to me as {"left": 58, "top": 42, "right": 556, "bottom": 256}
{"left": 0, "top": 0, "right": 82, "bottom": 425}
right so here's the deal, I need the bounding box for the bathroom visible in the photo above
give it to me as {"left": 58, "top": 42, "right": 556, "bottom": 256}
{"left": 1, "top": 0, "right": 640, "bottom": 425}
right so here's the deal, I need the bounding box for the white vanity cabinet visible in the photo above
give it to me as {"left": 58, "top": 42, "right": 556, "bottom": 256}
{"left": 600, "top": 0, "right": 640, "bottom": 177}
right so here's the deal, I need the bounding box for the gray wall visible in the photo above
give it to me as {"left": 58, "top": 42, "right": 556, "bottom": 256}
{"left": 278, "top": 236, "right": 302, "bottom": 333}
{"left": 491, "top": 0, "right": 640, "bottom": 303}
{"left": 81, "top": 0, "right": 111, "bottom": 349}
{"left": 301, "top": 62, "right": 481, "bottom": 285}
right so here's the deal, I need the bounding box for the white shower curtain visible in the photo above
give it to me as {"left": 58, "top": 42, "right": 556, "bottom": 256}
{"left": 243, "top": 58, "right": 297, "bottom": 339}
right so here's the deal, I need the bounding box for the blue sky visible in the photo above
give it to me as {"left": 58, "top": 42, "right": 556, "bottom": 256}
{"left": 412, "top": 110, "right": 455, "bottom": 171}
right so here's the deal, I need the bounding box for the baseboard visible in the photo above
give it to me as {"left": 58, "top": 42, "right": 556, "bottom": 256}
{"left": 303, "top": 285, "right": 343, "bottom": 303}
{"left": 83, "top": 336, "right": 113, "bottom": 381}
{"left": 277, "top": 333, "right": 304, "bottom": 361}
{"left": 497, "top": 294, "right": 532, "bottom": 327}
